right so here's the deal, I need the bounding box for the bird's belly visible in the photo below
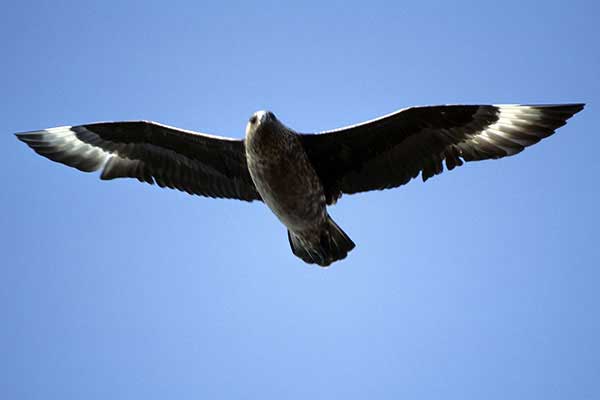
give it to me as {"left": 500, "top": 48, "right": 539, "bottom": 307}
{"left": 247, "top": 149, "right": 326, "bottom": 232}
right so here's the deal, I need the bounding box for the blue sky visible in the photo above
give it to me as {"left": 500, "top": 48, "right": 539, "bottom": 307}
{"left": 2, "top": 1, "right": 599, "bottom": 399}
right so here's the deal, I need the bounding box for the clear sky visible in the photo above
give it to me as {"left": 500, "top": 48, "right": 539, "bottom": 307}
{"left": 2, "top": 1, "right": 599, "bottom": 399}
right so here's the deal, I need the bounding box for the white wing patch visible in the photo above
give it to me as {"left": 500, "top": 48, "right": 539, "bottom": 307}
{"left": 456, "top": 105, "right": 557, "bottom": 161}
{"left": 17, "top": 126, "right": 113, "bottom": 173}
{"left": 16, "top": 125, "right": 204, "bottom": 183}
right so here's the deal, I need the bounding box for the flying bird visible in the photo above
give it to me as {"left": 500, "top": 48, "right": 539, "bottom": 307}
{"left": 16, "top": 103, "right": 584, "bottom": 266}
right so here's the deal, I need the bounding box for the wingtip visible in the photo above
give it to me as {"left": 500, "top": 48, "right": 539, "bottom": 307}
{"left": 14, "top": 131, "right": 45, "bottom": 144}
{"left": 515, "top": 103, "right": 586, "bottom": 118}
{"left": 549, "top": 102, "right": 584, "bottom": 110}
{"left": 562, "top": 103, "right": 585, "bottom": 111}
{"left": 552, "top": 103, "right": 586, "bottom": 116}
{"left": 558, "top": 103, "right": 586, "bottom": 117}
{"left": 14, "top": 131, "right": 34, "bottom": 144}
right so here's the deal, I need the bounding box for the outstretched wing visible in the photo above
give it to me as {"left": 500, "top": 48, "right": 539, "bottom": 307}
{"left": 16, "top": 121, "right": 261, "bottom": 201}
{"left": 299, "top": 104, "right": 584, "bottom": 204}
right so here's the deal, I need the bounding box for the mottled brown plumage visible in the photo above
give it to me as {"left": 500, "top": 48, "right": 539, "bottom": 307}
{"left": 245, "top": 111, "right": 354, "bottom": 265}
{"left": 15, "top": 103, "right": 584, "bottom": 266}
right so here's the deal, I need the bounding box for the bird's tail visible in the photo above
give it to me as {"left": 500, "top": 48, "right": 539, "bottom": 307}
{"left": 287, "top": 215, "right": 355, "bottom": 267}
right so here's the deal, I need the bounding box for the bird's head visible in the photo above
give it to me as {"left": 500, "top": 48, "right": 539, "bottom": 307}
{"left": 245, "top": 110, "right": 279, "bottom": 138}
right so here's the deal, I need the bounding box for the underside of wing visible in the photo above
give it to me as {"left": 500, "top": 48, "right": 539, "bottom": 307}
{"left": 300, "top": 104, "right": 584, "bottom": 204}
{"left": 16, "top": 121, "right": 261, "bottom": 202}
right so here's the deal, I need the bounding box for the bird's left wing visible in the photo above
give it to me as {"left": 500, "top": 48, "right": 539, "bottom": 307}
{"left": 299, "top": 104, "right": 584, "bottom": 204}
{"left": 16, "top": 121, "right": 261, "bottom": 201}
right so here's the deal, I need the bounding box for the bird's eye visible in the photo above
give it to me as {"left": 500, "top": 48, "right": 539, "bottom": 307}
{"left": 249, "top": 116, "right": 257, "bottom": 124}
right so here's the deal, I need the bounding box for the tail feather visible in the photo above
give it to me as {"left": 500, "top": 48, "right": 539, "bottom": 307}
{"left": 288, "top": 216, "right": 355, "bottom": 267}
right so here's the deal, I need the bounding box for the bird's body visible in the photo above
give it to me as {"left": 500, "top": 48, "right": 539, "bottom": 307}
{"left": 16, "top": 103, "right": 585, "bottom": 266}
{"left": 245, "top": 111, "right": 354, "bottom": 265}
{"left": 245, "top": 111, "right": 326, "bottom": 232}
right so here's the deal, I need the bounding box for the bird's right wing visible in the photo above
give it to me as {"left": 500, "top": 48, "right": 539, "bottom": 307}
{"left": 16, "top": 121, "right": 262, "bottom": 201}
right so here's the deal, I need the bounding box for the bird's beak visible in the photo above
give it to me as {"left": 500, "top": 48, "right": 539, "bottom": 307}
{"left": 257, "top": 111, "right": 269, "bottom": 125}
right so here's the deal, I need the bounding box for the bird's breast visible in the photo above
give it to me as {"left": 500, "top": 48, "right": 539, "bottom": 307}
{"left": 245, "top": 131, "right": 326, "bottom": 231}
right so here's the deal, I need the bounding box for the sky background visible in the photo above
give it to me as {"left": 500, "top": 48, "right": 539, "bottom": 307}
{"left": 1, "top": 1, "right": 599, "bottom": 399}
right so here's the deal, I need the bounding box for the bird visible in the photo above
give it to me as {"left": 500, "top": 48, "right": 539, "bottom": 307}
{"left": 16, "top": 103, "right": 584, "bottom": 267}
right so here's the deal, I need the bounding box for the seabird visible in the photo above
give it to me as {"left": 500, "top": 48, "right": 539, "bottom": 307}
{"left": 16, "top": 103, "right": 584, "bottom": 266}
